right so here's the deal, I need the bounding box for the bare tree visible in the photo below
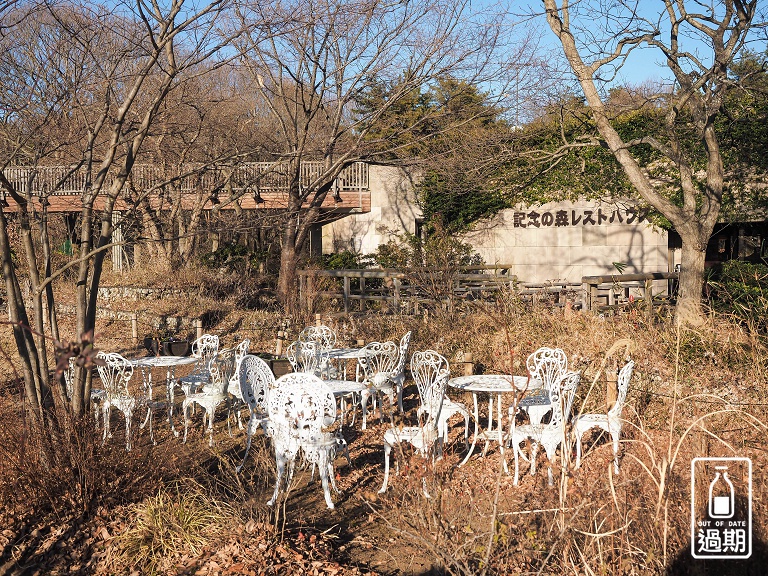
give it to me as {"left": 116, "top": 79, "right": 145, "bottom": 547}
{"left": 233, "top": 0, "right": 534, "bottom": 306}
{"left": 541, "top": 0, "right": 766, "bottom": 324}
{"left": 0, "top": 0, "right": 233, "bottom": 423}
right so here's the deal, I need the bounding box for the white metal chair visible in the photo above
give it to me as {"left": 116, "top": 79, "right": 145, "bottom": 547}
{"left": 97, "top": 351, "right": 152, "bottom": 451}
{"left": 182, "top": 347, "right": 236, "bottom": 446}
{"left": 574, "top": 360, "right": 634, "bottom": 474}
{"left": 379, "top": 349, "right": 449, "bottom": 494}
{"left": 357, "top": 340, "right": 399, "bottom": 429}
{"left": 412, "top": 350, "right": 469, "bottom": 446}
{"left": 522, "top": 347, "right": 568, "bottom": 425}
{"left": 299, "top": 324, "right": 339, "bottom": 378}
{"left": 225, "top": 338, "right": 251, "bottom": 432}
{"left": 177, "top": 334, "right": 219, "bottom": 396}
{"left": 266, "top": 373, "right": 344, "bottom": 509}
{"left": 236, "top": 354, "right": 275, "bottom": 473}
{"left": 386, "top": 331, "right": 412, "bottom": 414}
{"left": 508, "top": 370, "right": 580, "bottom": 486}
{"left": 286, "top": 340, "right": 328, "bottom": 377}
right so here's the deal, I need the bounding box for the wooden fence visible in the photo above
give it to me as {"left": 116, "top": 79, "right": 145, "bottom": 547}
{"left": 298, "top": 266, "right": 580, "bottom": 314}
{"left": 298, "top": 267, "right": 679, "bottom": 315}
{"left": 581, "top": 271, "right": 679, "bottom": 312}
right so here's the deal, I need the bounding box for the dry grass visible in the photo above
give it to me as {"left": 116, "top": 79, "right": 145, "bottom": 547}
{"left": 1, "top": 281, "right": 766, "bottom": 574}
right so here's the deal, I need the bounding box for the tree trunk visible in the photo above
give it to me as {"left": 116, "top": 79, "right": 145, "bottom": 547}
{"left": 277, "top": 226, "right": 299, "bottom": 310}
{"left": 676, "top": 237, "right": 708, "bottom": 325}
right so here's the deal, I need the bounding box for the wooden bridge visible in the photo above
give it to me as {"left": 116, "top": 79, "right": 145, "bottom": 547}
{"left": 1, "top": 161, "right": 371, "bottom": 214}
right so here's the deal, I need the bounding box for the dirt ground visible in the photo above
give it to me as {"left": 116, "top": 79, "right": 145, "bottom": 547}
{"left": 2, "top": 296, "right": 768, "bottom": 575}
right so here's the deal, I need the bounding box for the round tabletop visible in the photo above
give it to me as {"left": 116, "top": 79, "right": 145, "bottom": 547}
{"left": 326, "top": 347, "right": 369, "bottom": 359}
{"left": 129, "top": 355, "right": 199, "bottom": 368}
{"left": 448, "top": 374, "right": 542, "bottom": 393}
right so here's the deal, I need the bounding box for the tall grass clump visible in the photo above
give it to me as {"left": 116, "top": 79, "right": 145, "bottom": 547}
{"left": 371, "top": 299, "right": 768, "bottom": 575}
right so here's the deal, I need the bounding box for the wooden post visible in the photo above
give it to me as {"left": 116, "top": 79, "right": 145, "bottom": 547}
{"left": 359, "top": 276, "right": 366, "bottom": 312}
{"left": 356, "top": 338, "right": 365, "bottom": 348}
{"left": 590, "top": 283, "right": 599, "bottom": 312}
{"left": 299, "top": 273, "right": 305, "bottom": 311}
{"left": 306, "top": 274, "right": 314, "bottom": 314}
{"left": 275, "top": 330, "right": 285, "bottom": 356}
{"left": 645, "top": 278, "right": 653, "bottom": 318}
{"left": 393, "top": 277, "right": 400, "bottom": 313}
{"left": 463, "top": 352, "right": 474, "bottom": 376}
{"left": 315, "top": 313, "right": 322, "bottom": 327}
{"left": 196, "top": 318, "right": 203, "bottom": 340}
{"left": 343, "top": 275, "right": 350, "bottom": 314}
{"left": 131, "top": 313, "right": 138, "bottom": 346}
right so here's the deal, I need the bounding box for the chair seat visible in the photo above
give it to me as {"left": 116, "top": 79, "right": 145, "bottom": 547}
{"left": 575, "top": 413, "right": 611, "bottom": 427}
{"left": 383, "top": 426, "right": 438, "bottom": 454}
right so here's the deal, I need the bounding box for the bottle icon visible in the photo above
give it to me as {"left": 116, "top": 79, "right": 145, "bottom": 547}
{"left": 708, "top": 465, "right": 734, "bottom": 519}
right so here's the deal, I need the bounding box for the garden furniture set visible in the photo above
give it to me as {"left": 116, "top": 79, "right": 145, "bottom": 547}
{"left": 93, "top": 326, "right": 634, "bottom": 509}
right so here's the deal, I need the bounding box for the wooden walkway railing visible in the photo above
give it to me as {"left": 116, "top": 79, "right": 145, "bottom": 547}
{"left": 3, "top": 161, "right": 369, "bottom": 196}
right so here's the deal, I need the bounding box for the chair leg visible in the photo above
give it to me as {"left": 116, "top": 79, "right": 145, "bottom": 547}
{"left": 379, "top": 441, "right": 392, "bottom": 494}
{"left": 237, "top": 418, "right": 255, "bottom": 473}
{"left": 268, "top": 454, "right": 285, "bottom": 506}
{"left": 148, "top": 408, "right": 156, "bottom": 445}
{"left": 319, "top": 452, "right": 335, "bottom": 509}
{"left": 182, "top": 399, "right": 191, "bottom": 444}
{"left": 360, "top": 390, "right": 371, "bottom": 430}
{"left": 513, "top": 441, "right": 520, "bottom": 485}
{"left": 102, "top": 405, "right": 109, "bottom": 446}
{"left": 575, "top": 428, "right": 584, "bottom": 468}
{"left": 124, "top": 409, "right": 132, "bottom": 451}
{"left": 206, "top": 407, "right": 215, "bottom": 447}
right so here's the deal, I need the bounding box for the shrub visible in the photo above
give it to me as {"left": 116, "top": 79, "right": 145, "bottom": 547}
{"left": 707, "top": 260, "right": 768, "bottom": 332}
{"left": 199, "top": 243, "right": 267, "bottom": 274}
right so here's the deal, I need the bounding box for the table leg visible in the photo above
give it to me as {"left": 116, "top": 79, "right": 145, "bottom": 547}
{"left": 481, "top": 394, "right": 493, "bottom": 457}
{"left": 139, "top": 367, "right": 152, "bottom": 429}
{"left": 497, "top": 393, "right": 509, "bottom": 474}
{"left": 458, "top": 392, "right": 480, "bottom": 466}
{"left": 167, "top": 367, "right": 179, "bottom": 437}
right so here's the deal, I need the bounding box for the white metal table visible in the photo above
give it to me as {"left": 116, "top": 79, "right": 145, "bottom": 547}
{"left": 326, "top": 347, "right": 369, "bottom": 380}
{"left": 448, "top": 374, "right": 544, "bottom": 468}
{"left": 129, "top": 355, "right": 198, "bottom": 436}
{"left": 323, "top": 378, "right": 369, "bottom": 427}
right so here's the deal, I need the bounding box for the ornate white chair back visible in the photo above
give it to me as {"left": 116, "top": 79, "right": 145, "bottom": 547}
{"left": 526, "top": 347, "right": 568, "bottom": 392}
{"left": 96, "top": 352, "right": 135, "bottom": 400}
{"left": 358, "top": 341, "right": 399, "bottom": 384}
{"left": 227, "top": 339, "right": 251, "bottom": 398}
{"left": 609, "top": 361, "right": 634, "bottom": 418}
{"left": 410, "top": 350, "right": 449, "bottom": 424}
{"left": 191, "top": 333, "right": 219, "bottom": 373}
{"left": 299, "top": 324, "right": 337, "bottom": 351}
{"left": 286, "top": 340, "right": 327, "bottom": 375}
{"left": 239, "top": 354, "right": 274, "bottom": 414}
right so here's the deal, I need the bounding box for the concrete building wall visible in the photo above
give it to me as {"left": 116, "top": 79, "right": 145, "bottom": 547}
{"left": 323, "top": 165, "right": 421, "bottom": 254}
{"left": 322, "top": 167, "right": 670, "bottom": 285}
{"left": 463, "top": 200, "right": 669, "bottom": 284}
